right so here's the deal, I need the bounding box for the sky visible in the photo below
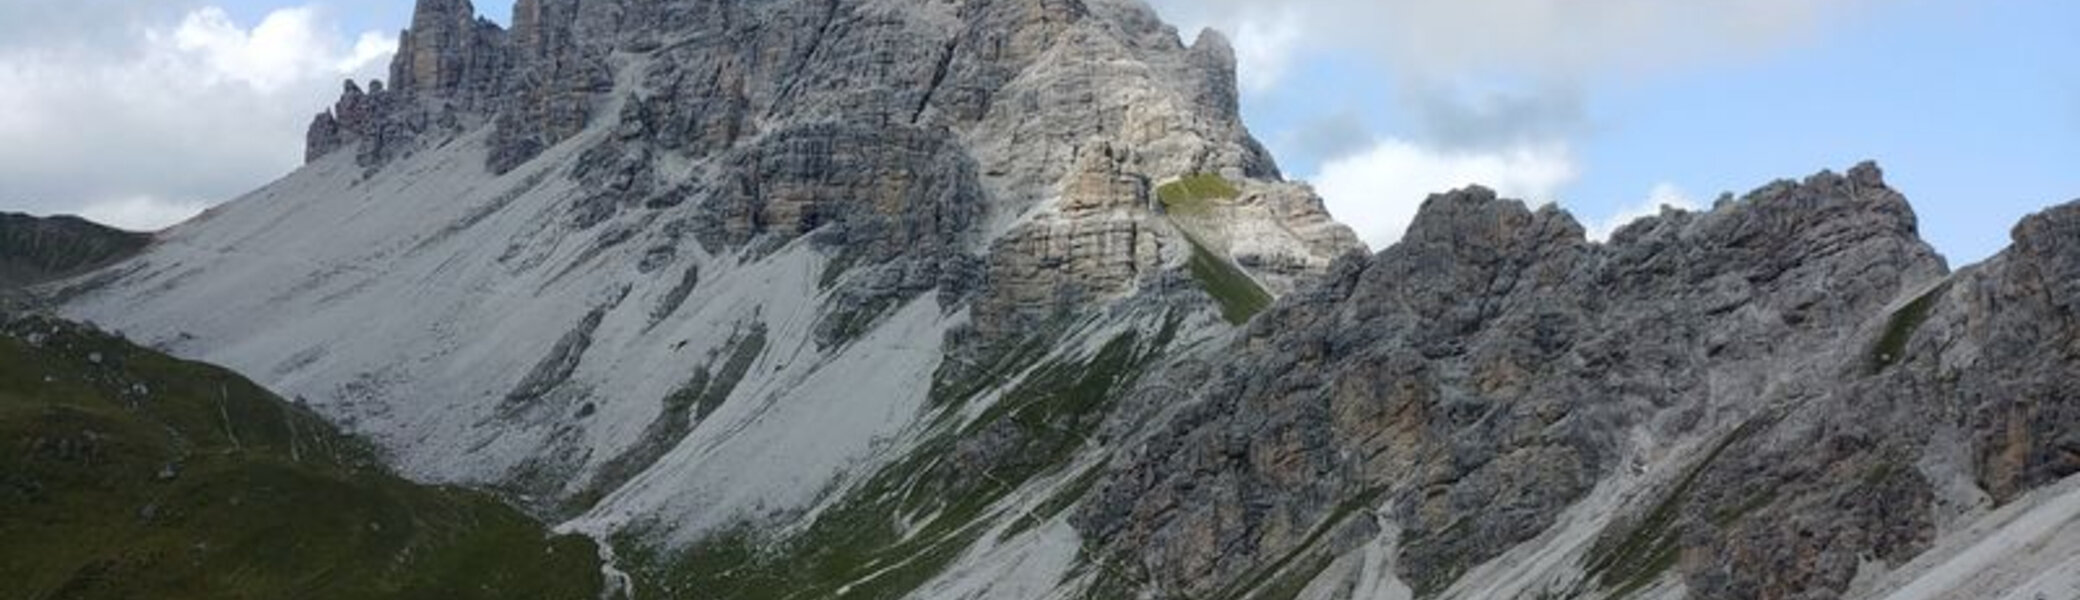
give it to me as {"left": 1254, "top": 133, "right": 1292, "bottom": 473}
{"left": 0, "top": 1, "right": 2073, "bottom": 265}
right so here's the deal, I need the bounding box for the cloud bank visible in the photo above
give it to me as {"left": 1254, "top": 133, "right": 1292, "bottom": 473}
{"left": 0, "top": 5, "right": 392, "bottom": 231}
{"left": 1149, "top": 0, "right": 1863, "bottom": 88}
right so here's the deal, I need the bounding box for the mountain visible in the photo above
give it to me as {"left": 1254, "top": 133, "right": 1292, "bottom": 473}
{"left": 1078, "top": 167, "right": 2080, "bottom": 600}
{"left": 0, "top": 312, "right": 608, "bottom": 599}
{"left": 48, "top": 0, "right": 2080, "bottom": 599}
{"left": 0, "top": 213, "right": 151, "bottom": 290}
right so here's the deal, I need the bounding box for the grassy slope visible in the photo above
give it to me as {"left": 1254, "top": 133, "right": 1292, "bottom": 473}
{"left": 1156, "top": 174, "right": 1241, "bottom": 217}
{"left": 0, "top": 315, "right": 605, "bottom": 600}
{"left": 1184, "top": 237, "right": 1274, "bottom": 325}
{"left": 1156, "top": 175, "right": 1275, "bottom": 324}
{"left": 0, "top": 213, "right": 151, "bottom": 289}
{"left": 625, "top": 322, "right": 1179, "bottom": 600}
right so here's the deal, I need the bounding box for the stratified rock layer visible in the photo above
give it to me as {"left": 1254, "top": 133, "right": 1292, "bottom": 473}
{"left": 1073, "top": 163, "right": 2067, "bottom": 600}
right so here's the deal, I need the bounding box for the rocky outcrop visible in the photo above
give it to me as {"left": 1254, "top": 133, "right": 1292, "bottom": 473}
{"left": 972, "top": 144, "right": 1175, "bottom": 338}
{"left": 1076, "top": 163, "right": 1962, "bottom": 598}
{"left": 309, "top": 0, "right": 1350, "bottom": 321}
{"left": 1648, "top": 192, "right": 2080, "bottom": 600}
{"left": 306, "top": 0, "right": 1358, "bottom": 351}
{"left": 1167, "top": 179, "right": 1366, "bottom": 294}
{"left": 1968, "top": 201, "right": 2080, "bottom": 500}
{"left": 390, "top": 0, "right": 512, "bottom": 102}
{"left": 305, "top": 0, "right": 607, "bottom": 171}
{"left": 176, "top": 1, "right": 1360, "bottom": 550}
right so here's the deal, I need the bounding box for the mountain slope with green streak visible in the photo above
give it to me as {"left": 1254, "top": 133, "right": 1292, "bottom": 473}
{"left": 0, "top": 213, "right": 151, "bottom": 289}
{"left": 0, "top": 314, "right": 606, "bottom": 600}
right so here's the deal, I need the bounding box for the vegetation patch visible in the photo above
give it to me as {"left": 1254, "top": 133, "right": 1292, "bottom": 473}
{"left": 618, "top": 421, "right": 999, "bottom": 600}
{"left": 1157, "top": 174, "right": 1241, "bottom": 216}
{"left": 1869, "top": 282, "right": 1950, "bottom": 373}
{"left": 1186, "top": 236, "right": 1274, "bottom": 325}
{"left": 0, "top": 212, "right": 152, "bottom": 289}
{"left": 625, "top": 321, "right": 1180, "bottom": 600}
{"left": 1216, "top": 486, "right": 1385, "bottom": 600}
{"left": 927, "top": 328, "right": 1058, "bottom": 413}
{"left": 999, "top": 463, "right": 1106, "bottom": 542}
{"left": 1581, "top": 419, "right": 1765, "bottom": 599}
{"left": 0, "top": 316, "right": 605, "bottom": 600}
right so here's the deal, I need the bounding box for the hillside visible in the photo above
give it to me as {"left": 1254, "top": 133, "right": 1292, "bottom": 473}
{"left": 45, "top": 0, "right": 2080, "bottom": 598}
{"left": 0, "top": 213, "right": 151, "bottom": 289}
{"left": 0, "top": 313, "right": 609, "bottom": 599}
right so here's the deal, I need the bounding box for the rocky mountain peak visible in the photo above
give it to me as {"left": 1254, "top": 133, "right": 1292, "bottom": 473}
{"left": 50, "top": 1, "right": 2080, "bottom": 596}
{"left": 1076, "top": 163, "right": 1971, "bottom": 598}
{"left": 390, "top": 0, "right": 507, "bottom": 98}
{"left": 298, "top": 0, "right": 1359, "bottom": 343}
{"left": 1397, "top": 185, "right": 1585, "bottom": 258}
{"left": 2007, "top": 198, "right": 2080, "bottom": 315}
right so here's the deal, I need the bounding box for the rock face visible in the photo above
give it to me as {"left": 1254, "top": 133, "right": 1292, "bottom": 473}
{"left": 93, "top": 0, "right": 1358, "bottom": 551}
{"left": 305, "top": 0, "right": 607, "bottom": 170}
{"left": 972, "top": 143, "right": 1175, "bottom": 339}
{"left": 305, "top": 0, "right": 1351, "bottom": 327}
{"left": 1076, "top": 164, "right": 2080, "bottom": 600}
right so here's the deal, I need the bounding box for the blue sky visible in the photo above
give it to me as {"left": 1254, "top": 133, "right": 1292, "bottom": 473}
{"left": 1151, "top": 0, "right": 2080, "bottom": 264}
{"left": 2, "top": 0, "right": 2074, "bottom": 265}
{"left": 1574, "top": 0, "right": 2080, "bottom": 265}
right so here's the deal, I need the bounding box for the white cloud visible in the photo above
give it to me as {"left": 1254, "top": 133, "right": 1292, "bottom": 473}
{"left": 342, "top": 31, "right": 396, "bottom": 73}
{"left": 0, "top": 5, "right": 393, "bottom": 231}
{"left": 1223, "top": 7, "right": 1304, "bottom": 93}
{"left": 1148, "top": 0, "right": 1865, "bottom": 90}
{"left": 1142, "top": 0, "right": 1867, "bottom": 252}
{"left": 167, "top": 7, "right": 389, "bottom": 93}
{"left": 1313, "top": 140, "right": 1577, "bottom": 249}
{"left": 1584, "top": 182, "right": 1702, "bottom": 242}
{"left": 78, "top": 197, "right": 212, "bottom": 232}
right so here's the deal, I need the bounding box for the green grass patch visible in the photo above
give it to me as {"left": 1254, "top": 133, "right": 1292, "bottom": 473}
{"left": 1710, "top": 489, "right": 1779, "bottom": 528}
{"left": 999, "top": 464, "right": 1106, "bottom": 543}
{"left": 1157, "top": 174, "right": 1241, "bottom": 216}
{"left": 1581, "top": 419, "right": 1764, "bottom": 599}
{"left": 1215, "top": 486, "right": 1385, "bottom": 600}
{"left": 0, "top": 316, "right": 605, "bottom": 600}
{"left": 619, "top": 423, "right": 1003, "bottom": 600}
{"left": 625, "top": 320, "right": 1180, "bottom": 600}
{"left": 1869, "top": 282, "right": 1949, "bottom": 373}
{"left": 1186, "top": 237, "right": 1274, "bottom": 325}
{"left": 927, "top": 328, "right": 1059, "bottom": 413}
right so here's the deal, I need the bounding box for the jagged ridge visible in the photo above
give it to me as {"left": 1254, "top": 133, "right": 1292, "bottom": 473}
{"left": 44, "top": 0, "right": 2080, "bottom": 598}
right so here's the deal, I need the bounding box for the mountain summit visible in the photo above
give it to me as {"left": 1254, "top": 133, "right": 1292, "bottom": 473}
{"left": 45, "top": 1, "right": 2080, "bottom": 599}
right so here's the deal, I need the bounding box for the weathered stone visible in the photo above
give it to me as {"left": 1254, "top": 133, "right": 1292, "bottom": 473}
{"left": 1076, "top": 166, "right": 1962, "bottom": 599}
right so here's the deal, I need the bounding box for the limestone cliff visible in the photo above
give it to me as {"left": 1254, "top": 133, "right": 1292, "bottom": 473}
{"left": 52, "top": 1, "right": 2080, "bottom": 599}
